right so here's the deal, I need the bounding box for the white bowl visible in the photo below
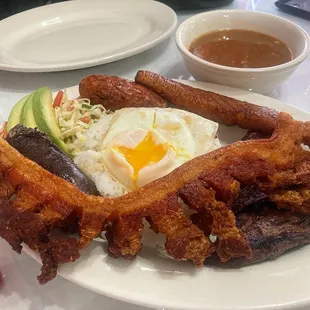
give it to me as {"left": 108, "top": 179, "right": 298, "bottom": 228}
{"left": 176, "top": 10, "right": 310, "bottom": 94}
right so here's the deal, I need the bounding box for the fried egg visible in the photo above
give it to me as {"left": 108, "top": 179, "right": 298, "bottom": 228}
{"left": 74, "top": 107, "right": 220, "bottom": 197}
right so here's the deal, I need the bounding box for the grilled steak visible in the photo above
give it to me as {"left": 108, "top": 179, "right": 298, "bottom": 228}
{"left": 232, "top": 184, "right": 268, "bottom": 214}
{"left": 208, "top": 206, "right": 310, "bottom": 267}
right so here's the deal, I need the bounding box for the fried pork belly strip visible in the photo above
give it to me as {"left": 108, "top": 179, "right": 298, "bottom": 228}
{"left": 0, "top": 139, "right": 211, "bottom": 282}
{"left": 109, "top": 113, "right": 310, "bottom": 263}
{"left": 79, "top": 75, "right": 166, "bottom": 110}
{"left": 0, "top": 141, "right": 113, "bottom": 283}
{"left": 135, "top": 71, "right": 279, "bottom": 133}
{"left": 1, "top": 113, "right": 310, "bottom": 283}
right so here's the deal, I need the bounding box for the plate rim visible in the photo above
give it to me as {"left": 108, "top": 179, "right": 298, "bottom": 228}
{"left": 0, "top": 0, "right": 178, "bottom": 72}
{"left": 6, "top": 80, "right": 310, "bottom": 310}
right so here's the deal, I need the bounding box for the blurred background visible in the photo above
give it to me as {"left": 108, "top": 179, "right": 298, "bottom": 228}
{"left": 0, "top": 0, "right": 234, "bottom": 20}
{"left": 0, "top": 0, "right": 62, "bottom": 19}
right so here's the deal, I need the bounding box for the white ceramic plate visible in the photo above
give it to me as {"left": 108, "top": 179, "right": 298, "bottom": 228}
{"left": 0, "top": 0, "right": 177, "bottom": 72}
{"left": 5, "top": 81, "right": 310, "bottom": 310}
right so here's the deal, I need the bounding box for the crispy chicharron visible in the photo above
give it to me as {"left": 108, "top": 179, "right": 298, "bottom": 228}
{"left": 1, "top": 112, "right": 310, "bottom": 284}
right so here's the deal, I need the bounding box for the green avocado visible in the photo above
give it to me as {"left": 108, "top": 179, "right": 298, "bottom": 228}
{"left": 7, "top": 94, "right": 31, "bottom": 132}
{"left": 32, "top": 87, "right": 72, "bottom": 158}
{"left": 21, "top": 92, "right": 37, "bottom": 128}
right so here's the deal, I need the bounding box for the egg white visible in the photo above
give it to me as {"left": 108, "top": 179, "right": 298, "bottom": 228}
{"left": 74, "top": 107, "right": 220, "bottom": 197}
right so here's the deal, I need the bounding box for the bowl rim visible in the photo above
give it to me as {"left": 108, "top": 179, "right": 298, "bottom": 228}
{"left": 175, "top": 9, "right": 310, "bottom": 73}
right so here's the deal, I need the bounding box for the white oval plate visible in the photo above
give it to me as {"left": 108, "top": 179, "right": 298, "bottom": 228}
{"left": 7, "top": 80, "right": 310, "bottom": 310}
{"left": 0, "top": 0, "right": 177, "bottom": 72}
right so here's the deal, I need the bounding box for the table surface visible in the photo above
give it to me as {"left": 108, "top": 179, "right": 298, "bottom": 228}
{"left": 0, "top": 1, "right": 310, "bottom": 309}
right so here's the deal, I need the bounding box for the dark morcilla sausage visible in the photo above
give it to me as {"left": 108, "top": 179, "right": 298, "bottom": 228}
{"left": 6, "top": 125, "right": 99, "bottom": 196}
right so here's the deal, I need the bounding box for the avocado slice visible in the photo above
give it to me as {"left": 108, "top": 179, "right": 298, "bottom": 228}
{"left": 7, "top": 94, "right": 31, "bottom": 132}
{"left": 21, "top": 92, "right": 37, "bottom": 128}
{"left": 32, "top": 87, "right": 72, "bottom": 158}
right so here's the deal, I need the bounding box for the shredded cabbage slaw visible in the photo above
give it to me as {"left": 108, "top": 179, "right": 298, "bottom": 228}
{"left": 54, "top": 90, "right": 109, "bottom": 155}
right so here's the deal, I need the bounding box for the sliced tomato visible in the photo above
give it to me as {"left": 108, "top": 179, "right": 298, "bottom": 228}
{"left": 80, "top": 116, "right": 91, "bottom": 123}
{"left": 53, "top": 90, "right": 64, "bottom": 108}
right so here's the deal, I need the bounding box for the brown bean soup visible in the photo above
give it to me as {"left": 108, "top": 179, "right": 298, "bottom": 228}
{"left": 189, "top": 29, "right": 293, "bottom": 68}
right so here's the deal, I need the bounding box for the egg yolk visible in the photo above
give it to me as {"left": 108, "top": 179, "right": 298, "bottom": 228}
{"left": 115, "top": 131, "right": 169, "bottom": 187}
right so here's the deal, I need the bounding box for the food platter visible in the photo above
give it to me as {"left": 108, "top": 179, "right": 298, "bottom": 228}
{"left": 0, "top": 0, "right": 177, "bottom": 72}
{"left": 13, "top": 80, "right": 310, "bottom": 310}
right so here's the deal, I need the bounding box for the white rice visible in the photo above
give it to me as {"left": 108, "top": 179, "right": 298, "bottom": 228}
{"left": 83, "top": 114, "right": 113, "bottom": 151}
